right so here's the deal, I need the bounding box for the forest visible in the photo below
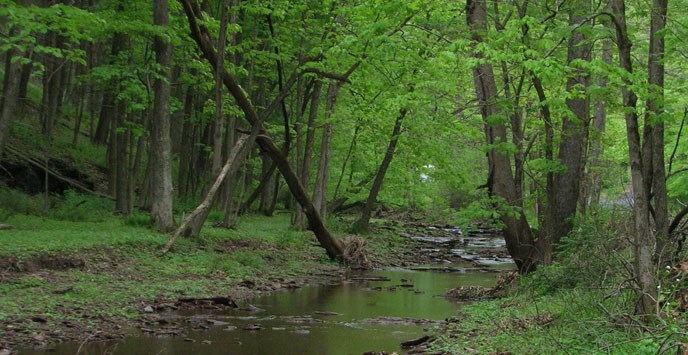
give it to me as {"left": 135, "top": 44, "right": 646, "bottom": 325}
{"left": 1, "top": 0, "right": 688, "bottom": 353}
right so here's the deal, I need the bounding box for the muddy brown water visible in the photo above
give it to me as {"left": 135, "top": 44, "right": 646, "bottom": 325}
{"left": 19, "top": 230, "right": 512, "bottom": 355}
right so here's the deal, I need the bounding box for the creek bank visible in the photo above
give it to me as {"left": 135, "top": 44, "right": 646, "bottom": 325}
{"left": 1, "top": 217, "right": 512, "bottom": 354}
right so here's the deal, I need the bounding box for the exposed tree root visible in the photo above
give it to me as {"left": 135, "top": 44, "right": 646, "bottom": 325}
{"left": 342, "top": 236, "right": 372, "bottom": 269}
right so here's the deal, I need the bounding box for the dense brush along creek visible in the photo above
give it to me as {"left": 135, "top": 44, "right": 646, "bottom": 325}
{"left": 19, "top": 226, "right": 513, "bottom": 355}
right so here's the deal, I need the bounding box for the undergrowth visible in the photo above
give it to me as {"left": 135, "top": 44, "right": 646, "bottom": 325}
{"left": 432, "top": 206, "right": 688, "bottom": 354}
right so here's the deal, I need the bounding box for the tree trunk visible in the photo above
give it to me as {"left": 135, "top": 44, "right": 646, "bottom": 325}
{"left": 581, "top": 40, "right": 611, "bottom": 213}
{"left": 211, "top": 0, "right": 229, "bottom": 179}
{"left": 0, "top": 42, "right": 22, "bottom": 157}
{"left": 647, "top": 0, "right": 669, "bottom": 262}
{"left": 177, "top": 87, "right": 195, "bottom": 200}
{"left": 296, "top": 79, "right": 322, "bottom": 229}
{"left": 259, "top": 152, "right": 276, "bottom": 216}
{"left": 466, "top": 0, "right": 537, "bottom": 273}
{"left": 114, "top": 103, "right": 130, "bottom": 214}
{"left": 149, "top": 0, "right": 175, "bottom": 231}
{"left": 541, "top": 2, "right": 592, "bottom": 263}
{"left": 179, "top": 0, "right": 345, "bottom": 260}
{"left": 163, "top": 133, "right": 252, "bottom": 252}
{"left": 94, "top": 33, "right": 126, "bottom": 145}
{"left": 609, "top": 0, "right": 658, "bottom": 321}
{"left": 351, "top": 109, "right": 406, "bottom": 233}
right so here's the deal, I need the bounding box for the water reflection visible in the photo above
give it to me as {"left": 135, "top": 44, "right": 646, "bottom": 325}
{"left": 20, "top": 267, "right": 500, "bottom": 355}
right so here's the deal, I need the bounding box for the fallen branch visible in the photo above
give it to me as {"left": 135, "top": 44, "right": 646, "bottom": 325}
{"left": 4, "top": 144, "right": 111, "bottom": 199}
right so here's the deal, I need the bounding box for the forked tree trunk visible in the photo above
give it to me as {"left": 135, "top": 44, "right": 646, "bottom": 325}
{"left": 541, "top": 1, "right": 592, "bottom": 263}
{"left": 466, "top": 0, "right": 537, "bottom": 273}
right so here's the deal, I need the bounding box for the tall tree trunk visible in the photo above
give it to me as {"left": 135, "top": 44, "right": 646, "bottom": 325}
{"left": 351, "top": 109, "right": 407, "bottom": 233}
{"left": 114, "top": 103, "right": 130, "bottom": 214}
{"left": 211, "top": 0, "right": 229, "bottom": 180}
{"left": 177, "top": 86, "right": 195, "bottom": 200}
{"left": 179, "top": 0, "right": 345, "bottom": 260}
{"left": 541, "top": 1, "right": 592, "bottom": 263}
{"left": 40, "top": 31, "right": 64, "bottom": 138}
{"left": 466, "top": 0, "right": 537, "bottom": 273}
{"left": 609, "top": 0, "right": 657, "bottom": 321}
{"left": 149, "top": 0, "right": 175, "bottom": 231}
{"left": 259, "top": 152, "right": 276, "bottom": 216}
{"left": 581, "top": 40, "right": 611, "bottom": 212}
{"left": 94, "top": 33, "right": 126, "bottom": 145}
{"left": 296, "top": 79, "right": 322, "bottom": 229}
{"left": 0, "top": 41, "right": 22, "bottom": 157}
{"left": 647, "top": 0, "right": 669, "bottom": 262}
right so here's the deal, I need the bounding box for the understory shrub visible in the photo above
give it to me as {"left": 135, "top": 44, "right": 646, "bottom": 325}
{"left": 47, "top": 190, "right": 113, "bottom": 222}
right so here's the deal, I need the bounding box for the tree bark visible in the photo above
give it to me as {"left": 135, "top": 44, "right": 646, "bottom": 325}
{"left": 179, "top": 0, "right": 345, "bottom": 260}
{"left": 114, "top": 101, "right": 130, "bottom": 214}
{"left": 466, "top": 0, "right": 537, "bottom": 273}
{"left": 149, "top": 0, "right": 175, "bottom": 231}
{"left": 177, "top": 87, "right": 195, "bottom": 200}
{"left": 211, "top": 0, "right": 229, "bottom": 179}
{"left": 350, "top": 109, "right": 407, "bottom": 233}
{"left": 581, "top": 40, "right": 611, "bottom": 212}
{"left": 608, "top": 0, "right": 658, "bottom": 321}
{"left": 0, "top": 42, "right": 22, "bottom": 158}
{"left": 259, "top": 152, "right": 276, "bottom": 216}
{"left": 163, "top": 134, "right": 252, "bottom": 252}
{"left": 296, "top": 79, "right": 322, "bottom": 229}
{"left": 541, "top": 2, "right": 592, "bottom": 263}
{"left": 647, "top": 0, "right": 669, "bottom": 262}
{"left": 94, "top": 33, "right": 126, "bottom": 145}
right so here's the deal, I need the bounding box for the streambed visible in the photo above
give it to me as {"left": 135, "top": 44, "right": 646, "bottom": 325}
{"left": 19, "top": 228, "right": 512, "bottom": 354}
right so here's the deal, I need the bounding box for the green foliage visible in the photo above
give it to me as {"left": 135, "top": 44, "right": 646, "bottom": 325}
{"left": 0, "top": 188, "right": 43, "bottom": 221}
{"left": 47, "top": 190, "right": 113, "bottom": 222}
{"left": 525, "top": 207, "right": 635, "bottom": 296}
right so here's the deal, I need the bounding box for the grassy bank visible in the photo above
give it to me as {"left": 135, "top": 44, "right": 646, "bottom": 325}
{"left": 0, "top": 202, "right": 408, "bottom": 351}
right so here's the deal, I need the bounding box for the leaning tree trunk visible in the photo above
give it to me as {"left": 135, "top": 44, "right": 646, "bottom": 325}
{"left": 163, "top": 133, "right": 252, "bottom": 252}
{"left": 351, "top": 109, "right": 406, "bottom": 233}
{"left": 149, "top": 0, "right": 175, "bottom": 231}
{"left": 466, "top": 0, "right": 537, "bottom": 273}
{"left": 179, "top": 0, "right": 345, "bottom": 260}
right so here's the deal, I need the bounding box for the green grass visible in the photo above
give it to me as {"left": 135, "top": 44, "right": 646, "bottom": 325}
{"left": 0, "top": 214, "right": 164, "bottom": 257}
{"left": 0, "top": 208, "right": 337, "bottom": 331}
{"left": 432, "top": 288, "right": 662, "bottom": 354}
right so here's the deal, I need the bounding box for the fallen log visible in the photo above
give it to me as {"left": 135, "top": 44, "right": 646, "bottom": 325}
{"left": 401, "top": 335, "right": 431, "bottom": 348}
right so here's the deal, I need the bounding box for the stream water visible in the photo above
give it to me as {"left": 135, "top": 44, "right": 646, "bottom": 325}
{"left": 19, "top": 228, "right": 511, "bottom": 355}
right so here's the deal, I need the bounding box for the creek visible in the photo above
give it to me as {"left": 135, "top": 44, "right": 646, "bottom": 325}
{"left": 19, "top": 228, "right": 511, "bottom": 355}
